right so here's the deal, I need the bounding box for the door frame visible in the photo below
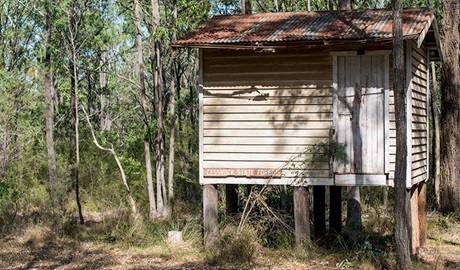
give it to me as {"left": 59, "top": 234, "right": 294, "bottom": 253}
{"left": 331, "top": 50, "right": 391, "bottom": 185}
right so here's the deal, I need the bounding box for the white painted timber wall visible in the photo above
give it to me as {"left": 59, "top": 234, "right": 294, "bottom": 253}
{"left": 411, "top": 41, "right": 429, "bottom": 186}
{"left": 200, "top": 48, "right": 333, "bottom": 185}
{"left": 198, "top": 45, "right": 417, "bottom": 187}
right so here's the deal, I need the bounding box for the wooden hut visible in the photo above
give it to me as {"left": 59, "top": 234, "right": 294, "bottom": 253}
{"left": 173, "top": 8, "right": 443, "bottom": 252}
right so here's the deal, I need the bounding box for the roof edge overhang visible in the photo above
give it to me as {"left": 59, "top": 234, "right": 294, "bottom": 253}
{"left": 172, "top": 35, "right": 419, "bottom": 51}
{"left": 416, "top": 11, "right": 444, "bottom": 62}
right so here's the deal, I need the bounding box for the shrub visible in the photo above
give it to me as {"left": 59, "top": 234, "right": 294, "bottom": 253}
{"left": 206, "top": 225, "right": 257, "bottom": 266}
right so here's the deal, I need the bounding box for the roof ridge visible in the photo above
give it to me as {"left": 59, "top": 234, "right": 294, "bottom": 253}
{"left": 175, "top": 8, "right": 436, "bottom": 47}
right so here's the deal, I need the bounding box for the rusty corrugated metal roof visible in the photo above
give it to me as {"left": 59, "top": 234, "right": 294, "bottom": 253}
{"left": 174, "top": 8, "right": 434, "bottom": 47}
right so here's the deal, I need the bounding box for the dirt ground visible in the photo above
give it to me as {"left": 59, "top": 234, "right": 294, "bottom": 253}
{"left": 0, "top": 235, "right": 321, "bottom": 270}
{"left": 1, "top": 213, "right": 460, "bottom": 270}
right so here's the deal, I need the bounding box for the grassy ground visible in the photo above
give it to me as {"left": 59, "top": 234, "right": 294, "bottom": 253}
{"left": 1, "top": 211, "right": 460, "bottom": 269}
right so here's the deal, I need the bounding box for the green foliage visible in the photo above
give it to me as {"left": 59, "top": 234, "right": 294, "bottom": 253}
{"left": 307, "top": 139, "right": 348, "bottom": 165}
{"left": 289, "top": 139, "right": 347, "bottom": 182}
{"left": 0, "top": 180, "right": 19, "bottom": 228}
{"left": 355, "top": 239, "right": 389, "bottom": 264}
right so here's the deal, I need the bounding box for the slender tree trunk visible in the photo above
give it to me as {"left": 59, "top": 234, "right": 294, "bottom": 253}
{"left": 242, "top": 0, "right": 252, "bottom": 14}
{"left": 44, "top": 2, "right": 58, "bottom": 207}
{"left": 393, "top": 1, "right": 411, "bottom": 268}
{"left": 134, "top": 0, "right": 157, "bottom": 219}
{"left": 346, "top": 186, "right": 362, "bottom": 230}
{"left": 167, "top": 0, "right": 178, "bottom": 211}
{"left": 338, "top": 0, "right": 363, "bottom": 234}
{"left": 64, "top": 1, "right": 84, "bottom": 225}
{"left": 430, "top": 62, "right": 441, "bottom": 209}
{"left": 70, "top": 57, "right": 84, "bottom": 225}
{"left": 440, "top": 0, "right": 460, "bottom": 215}
{"left": 151, "top": 0, "right": 165, "bottom": 216}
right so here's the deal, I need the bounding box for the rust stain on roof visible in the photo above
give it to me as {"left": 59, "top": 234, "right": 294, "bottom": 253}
{"left": 174, "top": 8, "right": 434, "bottom": 47}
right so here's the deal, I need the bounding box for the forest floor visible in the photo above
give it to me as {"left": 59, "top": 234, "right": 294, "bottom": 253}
{"left": 1, "top": 212, "right": 460, "bottom": 270}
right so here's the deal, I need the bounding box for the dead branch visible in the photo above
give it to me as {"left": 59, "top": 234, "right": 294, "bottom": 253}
{"left": 81, "top": 106, "right": 139, "bottom": 218}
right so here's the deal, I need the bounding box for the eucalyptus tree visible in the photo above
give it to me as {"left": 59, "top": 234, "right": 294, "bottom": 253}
{"left": 0, "top": 0, "right": 39, "bottom": 176}
{"left": 167, "top": 0, "right": 178, "bottom": 209}
{"left": 393, "top": 0, "right": 411, "bottom": 268}
{"left": 54, "top": 0, "right": 108, "bottom": 224}
{"left": 40, "top": 0, "right": 59, "bottom": 207}
{"left": 150, "top": 0, "right": 168, "bottom": 216}
{"left": 134, "top": 0, "right": 157, "bottom": 219}
{"left": 440, "top": 0, "right": 460, "bottom": 215}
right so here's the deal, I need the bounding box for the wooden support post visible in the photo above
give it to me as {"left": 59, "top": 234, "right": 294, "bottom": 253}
{"left": 203, "top": 184, "right": 218, "bottom": 249}
{"left": 418, "top": 181, "right": 427, "bottom": 248}
{"left": 294, "top": 186, "right": 310, "bottom": 246}
{"left": 329, "top": 186, "right": 342, "bottom": 235}
{"left": 225, "top": 184, "right": 238, "bottom": 214}
{"left": 313, "top": 186, "right": 326, "bottom": 241}
{"left": 409, "top": 184, "right": 420, "bottom": 254}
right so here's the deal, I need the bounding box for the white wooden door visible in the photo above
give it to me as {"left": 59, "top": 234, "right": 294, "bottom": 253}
{"left": 334, "top": 54, "right": 388, "bottom": 174}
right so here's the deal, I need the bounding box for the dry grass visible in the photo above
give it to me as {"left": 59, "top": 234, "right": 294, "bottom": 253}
{"left": 416, "top": 212, "right": 460, "bottom": 270}
{"left": 1, "top": 211, "right": 460, "bottom": 269}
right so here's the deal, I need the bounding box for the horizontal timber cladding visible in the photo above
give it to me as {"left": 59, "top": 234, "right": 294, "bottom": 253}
{"left": 200, "top": 45, "right": 397, "bottom": 186}
{"left": 411, "top": 41, "right": 429, "bottom": 186}
{"left": 202, "top": 48, "right": 334, "bottom": 185}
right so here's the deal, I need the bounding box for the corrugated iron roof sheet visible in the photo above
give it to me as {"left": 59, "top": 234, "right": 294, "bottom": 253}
{"left": 174, "top": 8, "right": 434, "bottom": 47}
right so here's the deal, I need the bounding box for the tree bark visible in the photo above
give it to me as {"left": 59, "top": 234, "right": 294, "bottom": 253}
{"left": 134, "top": 0, "right": 157, "bottom": 219}
{"left": 242, "top": 0, "right": 252, "bottom": 14}
{"left": 346, "top": 186, "right": 362, "bottom": 231}
{"left": 70, "top": 52, "right": 84, "bottom": 225}
{"left": 393, "top": 0, "right": 411, "bottom": 268}
{"left": 151, "top": 0, "right": 166, "bottom": 216}
{"left": 440, "top": 0, "right": 460, "bottom": 215}
{"left": 338, "top": 0, "right": 363, "bottom": 234}
{"left": 44, "top": 2, "right": 58, "bottom": 207}
{"left": 430, "top": 62, "right": 441, "bottom": 209}
{"left": 66, "top": 5, "right": 84, "bottom": 224}
{"left": 167, "top": 0, "right": 178, "bottom": 214}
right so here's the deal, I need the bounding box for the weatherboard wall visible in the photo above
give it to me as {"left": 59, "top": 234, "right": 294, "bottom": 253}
{"left": 200, "top": 48, "right": 333, "bottom": 185}
{"left": 199, "top": 45, "right": 400, "bottom": 186}
{"left": 410, "top": 41, "right": 429, "bottom": 186}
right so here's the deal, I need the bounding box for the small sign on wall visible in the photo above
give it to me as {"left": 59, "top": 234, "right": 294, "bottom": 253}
{"left": 203, "top": 168, "right": 281, "bottom": 178}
